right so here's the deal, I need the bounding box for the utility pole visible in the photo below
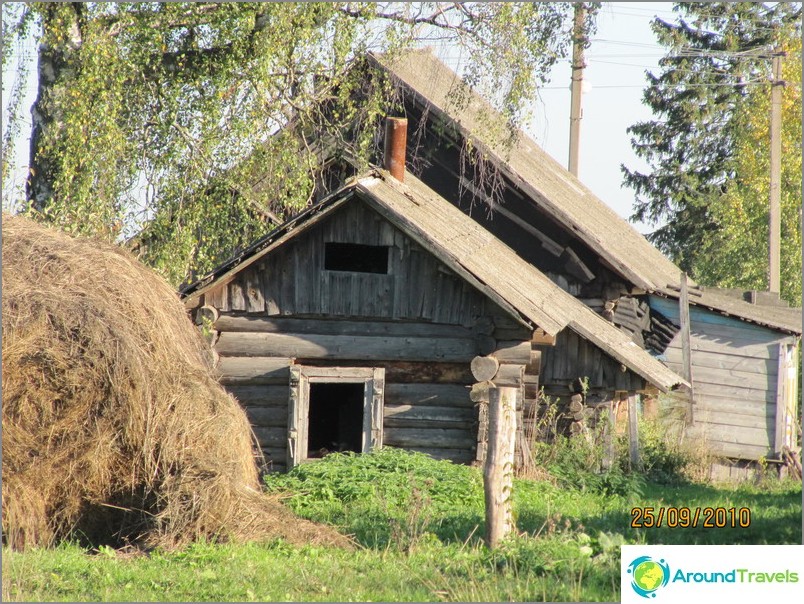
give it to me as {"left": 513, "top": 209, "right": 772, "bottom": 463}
{"left": 568, "top": 2, "right": 586, "bottom": 177}
{"left": 769, "top": 50, "right": 785, "bottom": 295}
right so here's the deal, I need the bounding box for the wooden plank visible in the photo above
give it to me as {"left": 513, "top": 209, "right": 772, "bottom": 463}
{"left": 229, "top": 279, "right": 246, "bottom": 312}
{"left": 699, "top": 440, "right": 771, "bottom": 461}
{"left": 695, "top": 383, "right": 775, "bottom": 405}
{"left": 774, "top": 342, "right": 786, "bottom": 455}
{"left": 243, "top": 405, "right": 288, "bottom": 427}
{"left": 383, "top": 427, "right": 476, "bottom": 449}
{"left": 217, "top": 357, "right": 291, "bottom": 385}
{"left": 244, "top": 268, "right": 265, "bottom": 313}
{"left": 665, "top": 337, "right": 779, "bottom": 360}
{"left": 684, "top": 365, "right": 772, "bottom": 391}
{"left": 667, "top": 349, "right": 778, "bottom": 375}
{"left": 227, "top": 384, "right": 288, "bottom": 406}
{"left": 694, "top": 410, "right": 773, "bottom": 431}
{"left": 384, "top": 383, "right": 473, "bottom": 408}
{"left": 687, "top": 424, "right": 772, "bottom": 449}
{"left": 214, "top": 315, "right": 475, "bottom": 339}
{"left": 216, "top": 331, "right": 478, "bottom": 362}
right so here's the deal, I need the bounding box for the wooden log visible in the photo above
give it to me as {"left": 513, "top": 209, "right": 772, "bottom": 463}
{"left": 214, "top": 315, "right": 475, "bottom": 339}
{"left": 471, "top": 355, "right": 500, "bottom": 382}
{"left": 492, "top": 363, "right": 523, "bottom": 387}
{"left": 525, "top": 350, "right": 542, "bottom": 375}
{"left": 470, "top": 382, "right": 490, "bottom": 403}
{"left": 298, "top": 360, "right": 473, "bottom": 384}
{"left": 531, "top": 328, "right": 556, "bottom": 346}
{"left": 385, "top": 383, "right": 473, "bottom": 407}
{"left": 569, "top": 421, "right": 584, "bottom": 435}
{"left": 405, "top": 447, "right": 477, "bottom": 464}
{"left": 484, "top": 386, "right": 517, "bottom": 549}
{"left": 197, "top": 305, "right": 220, "bottom": 325}
{"left": 226, "top": 385, "right": 288, "bottom": 406}
{"left": 252, "top": 426, "right": 287, "bottom": 448}
{"left": 569, "top": 397, "right": 584, "bottom": 414}
{"left": 477, "top": 335, "right": 497, "bottom": 356}
{"left": 383, "top": 361, "right": 473, "bottom": 384}
{"left": 491, "top": 341, "right": 532, "bottom": 364}
{"left": 243, "top": 405, "right": 288, "bottom": 427}
{"left": 217, "top": 356, "right": 291, "bottom": 385}
{"left": 216, "top": 331, "right": 477, "bottom": 362}
{"left": 384, "top": 404, "right": 476, "bottom": 425}
{"left": 383, "top": 427, "right": 476, "bottom": 449}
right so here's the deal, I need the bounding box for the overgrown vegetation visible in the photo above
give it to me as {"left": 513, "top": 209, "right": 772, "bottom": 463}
{"left": 4, "top": 444, "right": 800, "bottom": 602}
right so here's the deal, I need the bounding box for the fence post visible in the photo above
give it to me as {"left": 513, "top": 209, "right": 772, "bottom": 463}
{"left": 484, "top": 385, "right": 517, "bottom": 548}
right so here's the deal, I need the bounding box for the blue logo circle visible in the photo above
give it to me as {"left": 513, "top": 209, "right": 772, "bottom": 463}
{"left": 627, "top": 556, "right": 670, "bottom": 598}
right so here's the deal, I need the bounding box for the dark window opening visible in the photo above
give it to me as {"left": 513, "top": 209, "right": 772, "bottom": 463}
{"left": 307, "top": 383, "right": 364, "bottom": 458}
{"left": 324, "top": 242, "right": 389, "bottom": 274}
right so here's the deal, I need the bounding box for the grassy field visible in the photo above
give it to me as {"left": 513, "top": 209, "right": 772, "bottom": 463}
{"left": 3, "top": 445, "right": 801, "bottom": 602}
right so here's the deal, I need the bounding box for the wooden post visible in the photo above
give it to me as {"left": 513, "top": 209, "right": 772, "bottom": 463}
{"left": 568, "top": 2, "right": 587, "bottom": 176}
{"left": 679, "top": 273, "right": 695, "bottom": 425}
{"left": 602, "top": 396, "right": 616, "bottom": 471}
{"left": 769, "top": 51, "right": 784, "bottom": 294}
{"left": 627, "top": 392, "right": 641, "bottom": 471}
{"left": 484, "top": 385, "right": 517, "bottom": 548}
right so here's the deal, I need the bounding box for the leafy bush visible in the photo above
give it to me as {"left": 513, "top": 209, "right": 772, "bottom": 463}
{"left": 264, "top": 448, "right": 485, "bottom": 547}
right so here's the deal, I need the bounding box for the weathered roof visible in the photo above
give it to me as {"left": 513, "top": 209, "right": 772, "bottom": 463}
{"left": 669, "top": 288, "right": 802, "bottom": 335}
{"left": 183, "top": 170, "right": 686, "bottom": 392}
{"left": 372, "top": 49, "right": 802, "bottom": 336}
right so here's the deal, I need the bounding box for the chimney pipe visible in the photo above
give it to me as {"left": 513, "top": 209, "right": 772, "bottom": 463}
{"left": 384, "top": 117, "right": 407, "bottom": 182}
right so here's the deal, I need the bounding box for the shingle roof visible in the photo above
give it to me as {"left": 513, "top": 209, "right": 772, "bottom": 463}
{"left": 372, "top": 49, "right": 801, "bottom": 336}
{"left": 183, "top": 170, "right": 686, "bottom": 392}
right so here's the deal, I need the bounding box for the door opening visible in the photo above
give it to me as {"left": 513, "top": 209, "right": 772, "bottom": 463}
{"left": 307, "top": 382, "right": 364, "bottom": 458}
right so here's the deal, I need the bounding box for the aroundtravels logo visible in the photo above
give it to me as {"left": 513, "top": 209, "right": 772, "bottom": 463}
{"left": 627, "top": 556, "right": 670, "bottom": 598}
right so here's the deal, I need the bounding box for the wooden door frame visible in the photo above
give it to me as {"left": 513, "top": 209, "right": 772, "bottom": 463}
{"left": 287, "top": 365, "right": 385, "bottom": 469}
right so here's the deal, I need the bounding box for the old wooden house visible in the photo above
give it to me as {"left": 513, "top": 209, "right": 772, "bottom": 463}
{"left": 362, "top": 49, "right": 802, "bottom": 469}
{"left": 182, "top": 170, "right": 683, "bottom": 471}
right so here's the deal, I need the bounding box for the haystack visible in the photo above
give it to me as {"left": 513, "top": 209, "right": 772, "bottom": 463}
{"left": 1, "top": 215, "right": 349, "bottom": 550}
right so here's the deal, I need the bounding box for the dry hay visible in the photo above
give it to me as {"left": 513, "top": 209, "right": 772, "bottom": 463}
{"left": 1, "top": 214, "right": 350, "bottom": 550}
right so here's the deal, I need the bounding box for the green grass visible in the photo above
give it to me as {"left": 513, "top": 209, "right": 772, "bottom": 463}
{"left": 4, "top": 449, "right": 801, "bottom": 602}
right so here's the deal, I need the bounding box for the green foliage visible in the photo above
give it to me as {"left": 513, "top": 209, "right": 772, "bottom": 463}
{"left": 5, "top": 462, "right": 801, "bottom": 602}
{"left": 623, "top": 2, "right": 802, "bottom": 286}
{"left": 264, "top": 448, "right": 484, "bottom": 548}
{"left": 694, "top": 35, "right": 802, "bottom": 304}
{"left": 636, "top": 418, "right": 693, "bottom": 484}
{"left": 3, "top": 2, "right": 589, "bottom": 286}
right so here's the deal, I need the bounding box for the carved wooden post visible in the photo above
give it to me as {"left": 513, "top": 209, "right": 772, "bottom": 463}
{"left": 484, "top": 384, "right": 517, "bottom": 548}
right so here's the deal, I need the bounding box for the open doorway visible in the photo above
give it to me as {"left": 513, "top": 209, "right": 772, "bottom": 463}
{"left": 307, "top": 383, "right": 364, "bottom": 457}
{"left": 288, "top": 365, "right": 385, "bottom": 469}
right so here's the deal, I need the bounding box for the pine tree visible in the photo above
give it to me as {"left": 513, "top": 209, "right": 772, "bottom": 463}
{"left": 622, "top": 2, "right": 801, "bottom": 274}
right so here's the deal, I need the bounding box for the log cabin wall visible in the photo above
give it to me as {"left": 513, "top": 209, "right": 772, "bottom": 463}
{"left": 197, "top": 198, "right": 533, "bottom": 471}
{"left": 649, "top": 295, "right": 799, "bottom": 461}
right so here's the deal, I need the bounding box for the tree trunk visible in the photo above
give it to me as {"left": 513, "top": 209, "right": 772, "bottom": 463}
{"left": 27, "top": 4, "right": 83, "bottom": 213}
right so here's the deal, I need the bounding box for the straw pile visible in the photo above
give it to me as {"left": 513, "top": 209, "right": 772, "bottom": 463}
{"left": 1, "top": 215, "right": 349, "bottom": 550}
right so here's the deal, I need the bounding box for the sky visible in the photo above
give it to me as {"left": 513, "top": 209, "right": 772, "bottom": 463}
{"left": 531, "top": 1, "right": 677, "bottom": 233}
{"left": 2, "top": 2, "right": 676, "bottom": 234}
